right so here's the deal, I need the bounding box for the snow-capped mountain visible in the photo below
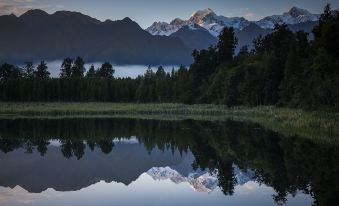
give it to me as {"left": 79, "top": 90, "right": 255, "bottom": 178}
{"left": 187, "top": 8, "right": 251, "bottom": 36}
{"left": 256, "top": 7, "right": 320, "bottom": 29}
{"left": 146, "top": 7, "right": 319, "bottom": 37}
{"left": 146, "top": 18, "right": 189, "bottom": 36}
{"left": 147, "top": 166, "right": 218, "bottom": 193}
{"left": 233, "top": 164, "right": 256, "bottom": 185}
{"left": 146, "top": 8, "right": 250, "bottom": 37}
{"left": 146, "top": 21, "right": 181, "bottom": 36}
{"left": 146, "top": 165, "right": 255, "bottom": 193}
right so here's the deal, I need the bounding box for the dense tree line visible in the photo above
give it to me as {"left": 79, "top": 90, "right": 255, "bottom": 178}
{"left": 0, "top": 5, "right": 338, "bottom": 109}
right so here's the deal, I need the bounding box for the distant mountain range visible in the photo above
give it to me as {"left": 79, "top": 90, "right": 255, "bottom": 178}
{"left": 0, "top": 10, "right": 192, "bottom": 65}
{"left": 0, "top": 140, "right": 255, "bottom": 193}
{"left": 147, "top": 166, "right": 219, "bottom": 193}
{"left": 0, "top": 7, "right": 320, "bottom": 65}
{"left": 147, "top": 7, "right": 319, "bottom": 52}
{"left": 146, "top": 7, "right": 319, "bottom": 36}
{"left": 147, "top": 165, "right": 255, "bottom": 193}
{"left": 0, "top": 141, "right": 185, "bottom": 193}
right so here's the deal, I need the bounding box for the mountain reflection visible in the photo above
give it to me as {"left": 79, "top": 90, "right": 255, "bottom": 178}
{"left": 0, "top": 118, "right": 338, "bottom": 206}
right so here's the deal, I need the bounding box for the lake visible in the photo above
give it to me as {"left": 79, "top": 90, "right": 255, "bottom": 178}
{"left": 0, "top": 118, "right": 337, "bottom": 206}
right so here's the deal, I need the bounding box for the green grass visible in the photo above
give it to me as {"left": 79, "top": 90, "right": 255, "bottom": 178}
{"left": 0, "top": 102, "right": 337, "bottom": 143}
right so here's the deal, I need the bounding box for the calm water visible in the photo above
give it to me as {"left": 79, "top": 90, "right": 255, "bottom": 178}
{"left": 0, "top": 118, "right": 338, "bottom": 206}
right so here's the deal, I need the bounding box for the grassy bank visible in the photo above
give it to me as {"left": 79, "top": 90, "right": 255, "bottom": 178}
{"left": 0, "top": 102, "right": 337, "bottom": 143}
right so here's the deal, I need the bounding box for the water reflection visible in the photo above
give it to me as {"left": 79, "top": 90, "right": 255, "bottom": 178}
{"left": 0, "top": 118, "right": 337, "bottom": 206}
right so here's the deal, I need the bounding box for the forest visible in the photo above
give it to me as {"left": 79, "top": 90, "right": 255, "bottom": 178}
{"left": 0, "top": 5, "right": 338, "bottom": 109}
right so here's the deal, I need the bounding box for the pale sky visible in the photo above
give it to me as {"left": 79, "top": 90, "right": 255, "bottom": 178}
{"left": 0, "top": 0, "right": 338, "bottom": 28}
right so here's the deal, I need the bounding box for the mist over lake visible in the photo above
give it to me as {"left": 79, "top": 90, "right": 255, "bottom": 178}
{"left": 31, "top": 61, "right": 180, "bottom": 78}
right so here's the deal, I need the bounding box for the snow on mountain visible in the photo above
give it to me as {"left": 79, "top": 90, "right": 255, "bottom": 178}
{"left": 147, "top": 166, "right": 186, "bottom": 183}
{"left": 146, "top": 22, "right": 181, "bottom": 36}
{"left": 146, "top": 7, "right": 319, "bottom": 37}
{"left": 188, "top": 8, "right": 250, "bottom": 36}
{"left": 256, "top": 7, "right": 319, "bottom": 29}
{"left": 147, "top": 166, "right": 218, "bottom": 193}
{"left": 146, "top": 8, "right": 250, "bottom": 37}
{"left": 146, "top": 165, "right": 255, "bottom": 193}
{"left": 233, "top": 164, "right": 256, "bottom": 185}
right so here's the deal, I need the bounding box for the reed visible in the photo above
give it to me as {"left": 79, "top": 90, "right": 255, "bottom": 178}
{"left": 0, "top": 102, "right": 337, "bottom": 143}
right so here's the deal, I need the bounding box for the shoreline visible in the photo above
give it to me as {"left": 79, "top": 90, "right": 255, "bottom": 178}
{"left": 0, "top": 102, "right": 337, "bottom": 143}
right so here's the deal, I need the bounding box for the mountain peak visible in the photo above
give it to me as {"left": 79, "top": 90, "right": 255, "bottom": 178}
{"left": 191, "top": 8, "right": 215, "bottom": 18}
{"left": 54, "top": 10, "right": 83, "bottom": 16}
{"left": 287, "top": 7, "right": 311, "bottom": 17}
{"left": 147, "top": 8, "right": 251, "bottom": 37}
{"left": 170, "top": 18, "right": 185, "bottom": 26}
{"left": 256, "top": 6, "right": 319, "bottom": 29}
{"left": 146, "top": 21, "right": 180, "bottom": 36}
{"left": 20, "top": 9, "right": 49, "bottom": 18}
{"left": 122, "top": 17, "right": 133, "bottom": 22}
{"left": 52, "top": 10, "right": 101, "bottom": 24}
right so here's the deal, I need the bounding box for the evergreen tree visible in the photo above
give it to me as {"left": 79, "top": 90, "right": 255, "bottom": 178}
{"left": 86, "top": 65, "right": 96, "bottom": 78}
{"left": 23, "top": 62, "right": 35, "bottom": 79}
{"left": 0, "top": 63, "right": 22, "bottom": 80}
{"left": 34, "top": 61, "right": 50, "bottom": 80}
{"left": 136, "top": 66, "right": 156, "bottom": 102}
{"left": 177, "top": 66, "right": 193, "bottom": 103}
{"left": 313, "top": 4, "right": 339, "bottom": 59}
{"left": 60, "top": 57, "right": 73, "bottom": 78}
{"left": 155, "top": 66, "right": 167, "bottom": 102}
{"left": 71, "top": 57, "right": 85, "bottom": 78}
{"left": 217, "top": 27, "right": 238, "bottom": 64}
{"left": 97, "top": 62, "right": 114, "bottom": 78}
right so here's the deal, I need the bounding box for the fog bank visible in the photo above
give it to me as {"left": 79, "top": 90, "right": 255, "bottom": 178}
{"left": 30, "top": 61, "right": 180, "bottom": 78}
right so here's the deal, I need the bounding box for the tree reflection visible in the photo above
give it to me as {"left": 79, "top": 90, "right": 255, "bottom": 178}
{"left": 0, "top": 118, "right": 338, "bottom": 206}
{"left": 97, "top": 140, "right": 114, "bottom": 154}
{"left": 35, "top": 140, "right": 49, "bottom": 156}
{"left": 0, "top": 139, "right": 22, "bottom": 153}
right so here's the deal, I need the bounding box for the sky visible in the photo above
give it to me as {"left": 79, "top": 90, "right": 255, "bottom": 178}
{"left": 0, "top": 0, "right": 338, "bottom": 28}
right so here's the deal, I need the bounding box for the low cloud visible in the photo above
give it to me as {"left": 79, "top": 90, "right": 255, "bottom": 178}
{"left": 0, "top": 0, "right": 63, "bottom": 16}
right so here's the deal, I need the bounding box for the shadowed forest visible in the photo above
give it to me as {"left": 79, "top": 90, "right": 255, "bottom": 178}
{"left": 0, "top": 5, "right": 338, "bottom": 109}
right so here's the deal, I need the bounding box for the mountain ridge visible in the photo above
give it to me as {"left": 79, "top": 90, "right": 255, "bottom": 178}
{"left": 0, "top": 7, "right": 321, "bottom": 65}
{"left": 146, "top": 7, "right": 319, "bottom": 37}
{"left": 0, "top": 9, "right": 192, "bottom": 65}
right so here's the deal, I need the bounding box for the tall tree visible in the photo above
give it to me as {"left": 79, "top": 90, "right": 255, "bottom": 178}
{"left": 86, "top": 65, "right": 96, "bottom": 78}
{"left": 217, "top": 27, "right": 238, "bottom": 64}
{"left": 135, "top": 66, "right": 156, "bottom": 102}
{"left": 313, "top": 4, "right": 339, "bottom": 59}
{"left": 60, "top": 58, "right": 73, "bottom": 78}
{"left": 23, "top": 62, "right": 35, "bottom": 79}
{"left": 71, "top": 57, "right": 85, "bottom": 78}
{"left": 34, "top": 61, "right": 50, "bottom": 80}
{"left": 0, "top": 63, "right": 22, "bottom": 80}
{"left": 97, "top": 62, "right": 114, "bottom": 78}
{"left": 155, "top": 66, "right": 167, "bottom": 102}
